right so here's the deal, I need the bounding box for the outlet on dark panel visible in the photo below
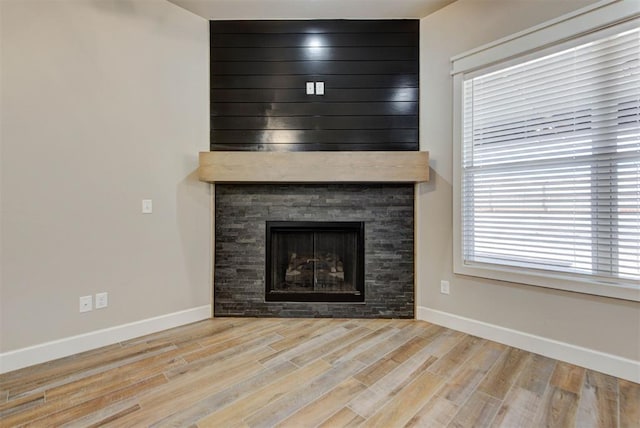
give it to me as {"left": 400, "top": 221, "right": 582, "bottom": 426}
{"left": 210, "top": 20, "right": 419, "bottom": 152}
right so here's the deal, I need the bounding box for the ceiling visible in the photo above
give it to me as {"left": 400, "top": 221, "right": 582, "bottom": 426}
{"left": 166, "top": 0, "right": 456, "bottom": 20}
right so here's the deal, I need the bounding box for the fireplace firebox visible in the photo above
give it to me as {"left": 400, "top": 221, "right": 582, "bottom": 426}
{"left": 265, "top": 221, "right": 365, "bottom": 302}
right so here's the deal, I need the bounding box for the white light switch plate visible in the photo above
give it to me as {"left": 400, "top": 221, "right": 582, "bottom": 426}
{"left": 306, "top": 82, "right": 315, "bottom": 95}
{"left": 95, "top": 292, "right": 108, "bottom": 309}
{"left": 142, "top": 199, "right": 152, "bottom": 214}
{"left": 315, "top": 81, "right": 325, "bottom": 95}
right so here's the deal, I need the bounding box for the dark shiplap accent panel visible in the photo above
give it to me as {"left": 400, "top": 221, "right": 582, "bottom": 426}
{"left": 210, "top": 20, "right": 419, "bottom": 152}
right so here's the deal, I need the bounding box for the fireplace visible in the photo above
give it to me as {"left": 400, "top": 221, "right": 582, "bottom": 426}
{"left": 265, "top": 221, "right": 365, "bottom": 303}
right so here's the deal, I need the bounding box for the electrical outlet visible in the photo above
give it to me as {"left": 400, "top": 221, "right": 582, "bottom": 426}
{"left": 440, "top": 280, "right": 450, "bottom": 295}
{"left": 79, "top": 295, "right": 93, "bottom": 312}
{"left": 95, "top": 292, "right": 108, "bottom": 309}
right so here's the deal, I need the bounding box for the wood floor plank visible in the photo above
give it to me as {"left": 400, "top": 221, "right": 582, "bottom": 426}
{"left": 2, "top": 374, "right": 167, "bottom": 427}
{"left": 119, "top": 318, "right": 240, "bottom": 348}
{"left": 533, "top": 386, "right": 580, "bottom": 427}
{"left": 620, "top": 379, "right": 640, "bottom": 428}
{"left": 3, "top": 342, "right": 174, "bottom": 399}
{"left": 290, "top": 326, "right": 372, "bottom": 367}
{"left": 165, "top": 333, "right": 282, "bottom": 379}
{"left": 41, "top": 375, "right": 167, "bottom": 427}
{"left": 491, "top": 352, "right": 558, "bottom": 427}
{"left": 404, "top": 395, "right": 459, "bottom": 427}
{"left": 260, "top": 326, "right": 350, "bottom": 368}
{"left": 318, "top": 407, "right": 365, "bottom": 427}
{"left": 347, "top": 352, "right": 438, "bottom": 419}
{"left": 323, "top": 325, "right": 399, "bottom": 366}
{"left": 389, "top": 335, "right": 433, "bottom": 364}
{"left": 43, "top": 342, "right": 195, "bottom": 403}
{"left": 0, "top": 391, "right": 45, "bottom": 418}
{"left": 242, "top": 359, "right": 366, "bottom": 427}
{"left": 0, "top": 343, "right": 123, "bottom": 389}
{"left": 109, "top": 374, "right": 261, "bottom": 427}
{"left": 44, "top": 357, "right": 184, "bottom": 414}
{"left": 353, "top": 327, "right": 417, "bottom": 366}
{"left": 550, "top": 361, "right": 586, "bottom": 395}
{"left": 420, "top": 329, "right": 466, "bottom": 358}
{"left": 429, "top": 336, "right": 486, "bottom": 386}
{"left": 275, "top": 377, "right": 367, "bottom": 427}
{"left": 437, "top": 340, "right": 505, "bottom": 406}
{"left": 353, "top": 355, "right": 399, "bottom": 387}
{"left": 58, "top": 398, "right": 141, "bottom": 428}
{"left": 273, "top": 318, "right": 321, "bottom": 338}
{"left": 515, "top": 354, "right": 557, "bottom": 397}
{"left": 576, "top": 370, "right": 619, "bottom": 428}
{"left": 428, "top": 335, "right": 486, "bottom": 378}
{"left": 352, "top": 335, "right": 431, "bottom": 387}
{"left": 196, "top": 358, "right": 332, "bottom": 427}
{"left": 262, "top": 321, "right": 347, "bottom": 362}
{"left": 150, "top": 361, "right": 299, "bottom": 427}
{"left": 194, "top": 318, "right": 282, "bottom": 350}
{"left": 184, "top": 322, "right": 284, "bottom": 364}
{"left": 477, "top": 347, "right": 531, "bottom": 400}
{"left": 491, "top": 386, "right": 542, "bottom": 428}
{"left": 115, "top": 348, "right": 276, "bottom": 427}
{"left": 448, "top": 391, "right": 502, "bottom": 428}
{"left": 0, "top": 318, "right": 634, "bottom": 428}
{"left": 395, "top": 321, "right": 443, "bottom": 340}
{"left": 269, "top": 319, "right": 335, "bottom": 351}
{"left": 363, "top": 368, "right": 445, "bottom": 427}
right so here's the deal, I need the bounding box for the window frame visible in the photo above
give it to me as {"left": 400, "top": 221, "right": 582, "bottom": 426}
{"left": 452, "top": 0, "right": 640, "bottom": 302}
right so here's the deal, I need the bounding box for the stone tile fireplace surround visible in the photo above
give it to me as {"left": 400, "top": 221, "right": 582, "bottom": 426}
{"left": 214, "top": 183, "right": 414, "bottom": 318}
{"left": 198, "top": 151, "right": 429, "bottom": 319}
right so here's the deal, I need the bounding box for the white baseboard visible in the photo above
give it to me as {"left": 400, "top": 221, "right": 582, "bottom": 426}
{"left": 417, "top": 306, "right": 640, "bottom": 383}
{"left": 0, "top": 305, "right": 212, "bottom": 374}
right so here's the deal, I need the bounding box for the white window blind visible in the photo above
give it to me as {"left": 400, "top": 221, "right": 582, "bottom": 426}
{"left": 461, "top": 27, "right": 639, "bottom": 287}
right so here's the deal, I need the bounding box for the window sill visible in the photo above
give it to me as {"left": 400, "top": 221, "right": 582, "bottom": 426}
{"left": 453, "top": 260, "right": 640, "bottom": 302}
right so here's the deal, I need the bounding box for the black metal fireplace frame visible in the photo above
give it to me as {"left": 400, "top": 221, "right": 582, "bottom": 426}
{"left": 265, "top": 221, "right": 365, "bottom": 303}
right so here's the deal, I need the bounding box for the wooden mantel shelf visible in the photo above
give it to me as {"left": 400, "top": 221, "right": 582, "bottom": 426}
{"left": 198, "top": 151, "right": 429, "bottom": 183}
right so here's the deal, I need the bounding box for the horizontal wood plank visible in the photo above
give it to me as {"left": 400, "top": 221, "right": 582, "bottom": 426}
{"left": 211, "top": 101, "right": 418, "bottom": 117}
{"left": 210, "top": 88, "right": 419, "bottom": 103}
{"left": 211, "top": 115, "right": 418, "bottom": 130}
{"left": 211, "top": 46, "right": 418, "bottom": 62}
{"left": 211, "top": 74, "right": 418, "bottom": 89}
{"left": 198, "top": 151, "right": 429, "bottom": 183}
{"left": 210, "top": 20, "right": 419, "bottom": 34}
{"left": 211, "top": 60, "right": 418, "bottom": 75}
{"left": 209, "top": 143, "right": 419, "bottom": 152}
{"left": 211, "top": 129, "right": 418, "bottom": 144}
{"left": 211, "top": 32, "right": 418, "bottom": 48}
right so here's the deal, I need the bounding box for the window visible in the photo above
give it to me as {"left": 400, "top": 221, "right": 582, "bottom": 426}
{"left": 453, "top": 1, "right": 639, "bottom": 301}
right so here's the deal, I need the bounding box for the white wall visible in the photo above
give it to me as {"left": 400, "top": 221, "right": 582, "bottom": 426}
{"left": 0, "top": 0, "right": 210, "bottom": 353}
{"left": 417, "top": 0, "right": 640, "bottom": 364}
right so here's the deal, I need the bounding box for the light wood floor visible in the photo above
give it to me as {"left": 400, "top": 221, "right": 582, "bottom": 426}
{"left": 1, "top": 318, "right": 638, "bottom": 427}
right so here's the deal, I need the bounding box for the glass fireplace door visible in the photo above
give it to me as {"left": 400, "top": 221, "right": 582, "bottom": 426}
{"left": 266, "top": 222, "right": 364, "bottom": 302}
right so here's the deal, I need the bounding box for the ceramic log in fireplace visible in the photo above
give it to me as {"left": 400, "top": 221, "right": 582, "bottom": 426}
{"left": 265, "top": 221, "right": 365, "bottom": 302}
